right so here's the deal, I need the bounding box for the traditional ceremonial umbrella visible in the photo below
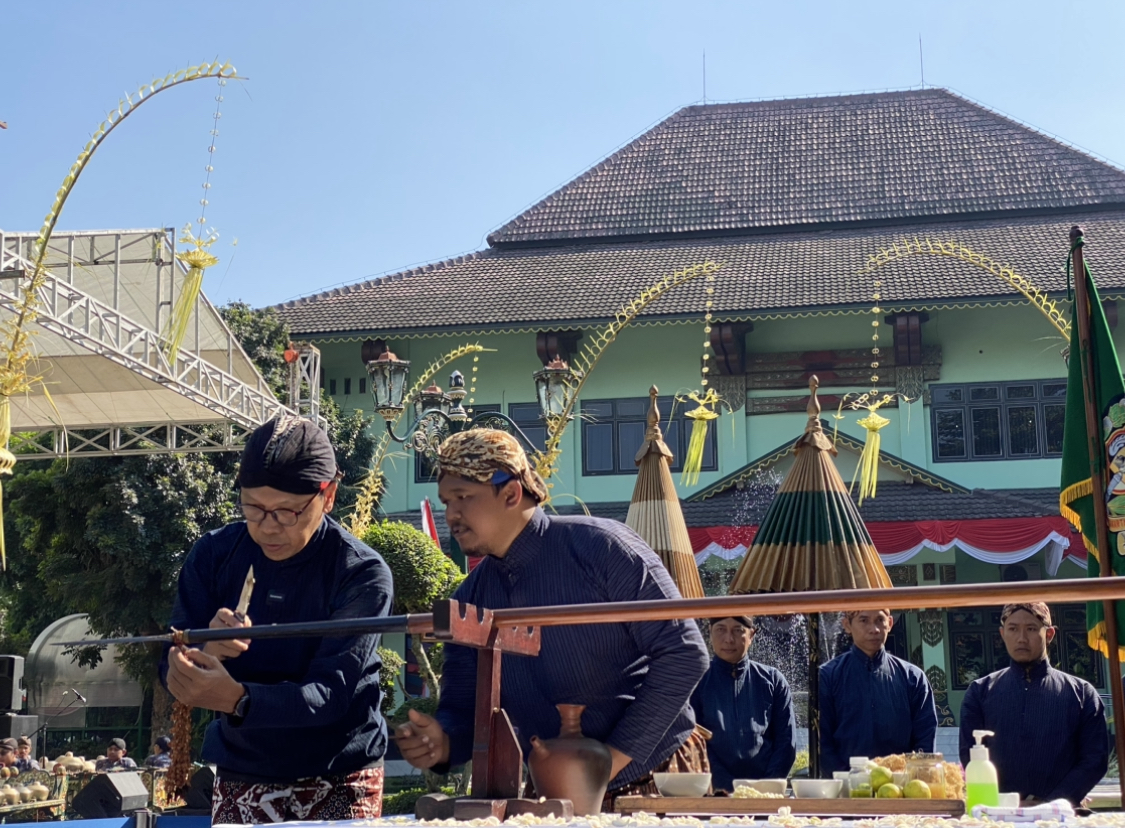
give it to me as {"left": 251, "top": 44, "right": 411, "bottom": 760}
{"left": 727, "top": 377, "right": 892, "bottom": 778}
{"left": 626, "top": 387, "right": 705, "bottom": 599}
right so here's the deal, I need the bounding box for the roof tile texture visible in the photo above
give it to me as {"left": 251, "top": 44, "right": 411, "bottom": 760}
{"left": 488, "top": 90, "right": 1125, "bottom": 245}
{"left": 279, "top": 212, "right": 1125, "bottom": 335}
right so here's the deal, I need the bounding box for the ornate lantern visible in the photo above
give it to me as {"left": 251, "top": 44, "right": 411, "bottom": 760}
{"left": 367, "top": 350, "right": 410, "bottom": 421}
{"left": 533, "top": 357, "right": 581, "bottom": 420}
{"left": 414, "top": 383, "right": 450, "bottom": 420}
{"left": 446, "top": 370, "right": 469, "bottom": 423}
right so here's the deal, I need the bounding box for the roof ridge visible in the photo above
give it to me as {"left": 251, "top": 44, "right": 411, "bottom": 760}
{"left": 485, "top": 104, "right": 698, "bottom": 247}
{"left": 937, "top": 87, "right": 1125, "bottom": 175}
{"left": 275, "top": 249, "right": 490, "bottom": 310}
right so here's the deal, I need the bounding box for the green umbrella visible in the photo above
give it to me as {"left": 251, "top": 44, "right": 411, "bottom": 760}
{"left": 727, "top": 376, "right": 891, "bottom": 778}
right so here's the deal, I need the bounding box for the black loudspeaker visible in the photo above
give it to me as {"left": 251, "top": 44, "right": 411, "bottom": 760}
{"left": 72, "top": 772, "right": 149, "bottom": 818}
{"left": 0, "top": 714, "right": 37, "bottom": 739}
{"left": 0, "top": 657, "right": 24, "bottom": 712}
{"left": 183, "top": 766, "right": 215, "bottom": 811}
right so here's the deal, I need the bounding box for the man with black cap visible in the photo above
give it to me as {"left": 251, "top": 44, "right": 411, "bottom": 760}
{"left": 959, "top": 602, "right": 1108, "bottom": 806}
{"left": 395, "top": 430, "right": 710, "bottom": 808}
{"left": 690, "top": 616, "right": 796, "bottom": 792}
{"left": 161, "top": 415, "right": 394, "bottom": 822}
{"left": 95, "top": 738, "right": 137, "bottom": 772}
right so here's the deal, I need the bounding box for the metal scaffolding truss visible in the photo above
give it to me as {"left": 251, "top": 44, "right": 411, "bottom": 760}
{"left": 0, "top": 228, "right": 318, "bottom": 459}
{"left": 11, "top": 422, "right": 255, "bottom": 458}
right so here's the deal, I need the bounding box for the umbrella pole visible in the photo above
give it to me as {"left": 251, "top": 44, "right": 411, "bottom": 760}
{"left": 808, "top": 611, "right": 821, "bottom": 778}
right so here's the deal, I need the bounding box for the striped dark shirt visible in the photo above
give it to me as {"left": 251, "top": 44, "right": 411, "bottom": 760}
{"left": 690, "top": 655, "right": 797, "bottom": 790}
{"left": 959, "top": 658, "right": 1108, "bottom": 805}
{"left": 435, "top": 509, "right": 709, "bottom": 789}
{"left": 818, "top": 645, "right": 937, "bottom": 774}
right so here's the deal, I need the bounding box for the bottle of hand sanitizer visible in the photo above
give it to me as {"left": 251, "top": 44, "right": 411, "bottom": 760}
{"left": 965, "top": 730, "right": 1000, "bottom": 812}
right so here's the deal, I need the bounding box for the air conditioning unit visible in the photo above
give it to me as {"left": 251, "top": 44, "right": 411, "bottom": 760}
{"left": 999, "top": 562, "right": 1041, "bottom": 582}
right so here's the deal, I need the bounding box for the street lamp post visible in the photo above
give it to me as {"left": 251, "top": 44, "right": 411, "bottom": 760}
{"left": 365, "top": 348, "right": 580, "bottom": 460}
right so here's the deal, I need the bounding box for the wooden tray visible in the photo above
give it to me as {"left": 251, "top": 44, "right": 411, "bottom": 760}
{"left": 615, "top": 796, "right": 966, "bottom": 817}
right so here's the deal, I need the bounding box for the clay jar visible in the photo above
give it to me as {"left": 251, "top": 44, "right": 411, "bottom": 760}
{"left": 528, "top": 704, "right": 613, "bottom": 816}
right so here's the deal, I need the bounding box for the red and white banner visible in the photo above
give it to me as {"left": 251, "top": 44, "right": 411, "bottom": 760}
{"left": 421, "top": 498, "right": 441, "bottom": 548}
{"left": 689, "top": 517, "right": 1087, "bottom": 576}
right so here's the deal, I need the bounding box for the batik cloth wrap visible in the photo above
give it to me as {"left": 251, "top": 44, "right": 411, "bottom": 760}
{"left": 211, "top": 766, "right": 384, "bottom": 824}
{"left": 437, "top": 429, "right": 548, "bottom": 503}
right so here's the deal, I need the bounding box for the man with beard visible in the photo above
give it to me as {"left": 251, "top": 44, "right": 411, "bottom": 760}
{"left": 959, "top": 603, "right": 1108, "bottom": 806}
{"left": 395, "top": 429, "right": 710, "bottom": 808}
{"left": 819, "top": 609, "right": 937, "bottom": 774}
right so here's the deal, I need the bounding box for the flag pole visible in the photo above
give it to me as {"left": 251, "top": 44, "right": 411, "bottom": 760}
{"left": 1069, "top": 225, "right": 1125, "bottom": 802}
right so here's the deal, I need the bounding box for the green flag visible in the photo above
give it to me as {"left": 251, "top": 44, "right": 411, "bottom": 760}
{"left": 1060, "top": 249, "right": 1125, "bottom": 659}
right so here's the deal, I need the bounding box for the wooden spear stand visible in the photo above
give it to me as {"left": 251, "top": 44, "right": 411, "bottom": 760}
{"left": 415, "top": 600, "right": 575, "bottom": 821}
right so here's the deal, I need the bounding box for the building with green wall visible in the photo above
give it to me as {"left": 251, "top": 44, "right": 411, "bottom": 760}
{"left": 278, "top": 89, "right": 1125, "bottom": 724}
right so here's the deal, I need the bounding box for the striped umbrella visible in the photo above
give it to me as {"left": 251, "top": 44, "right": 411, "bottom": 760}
{"left": 727, "top": 376, "right": 891, "bottom": 778}
{"left": 626, "top": 386, "right": 705, "bottom": 599}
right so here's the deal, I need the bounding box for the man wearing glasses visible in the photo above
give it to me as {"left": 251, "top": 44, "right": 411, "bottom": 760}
{"left": 161, "top": 416, "right": 394, "bottom": 823}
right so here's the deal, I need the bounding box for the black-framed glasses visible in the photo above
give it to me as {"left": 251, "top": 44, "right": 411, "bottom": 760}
{"left": 239, "top": 492, "right": 321, "bottom": 527}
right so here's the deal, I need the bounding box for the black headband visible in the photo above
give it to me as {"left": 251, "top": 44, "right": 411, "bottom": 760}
{"left": 238, "top": 416, "right": 338, "bottom": 494}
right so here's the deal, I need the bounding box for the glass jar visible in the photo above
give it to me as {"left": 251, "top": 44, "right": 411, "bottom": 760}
{"left": 906, "top": 753, "right": 947, "bottom": 799}
{"left": 848, "top": 756, "right": 872, "bottom": 798}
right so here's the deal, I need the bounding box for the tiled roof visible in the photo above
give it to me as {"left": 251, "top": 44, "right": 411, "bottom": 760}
{"left": 488, "top": 90, "right": 1125, "bottom": 246}
{"left": 384, "top": 484, "right": 1059, "bottom": 545}
{"left": 279, "top": 211, "right": 1125, "bottom": 336}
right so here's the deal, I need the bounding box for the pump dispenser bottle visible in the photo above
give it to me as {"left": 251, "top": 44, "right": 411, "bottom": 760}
{"left": 965, "top": 729, "right": 1000, "bottom": 812}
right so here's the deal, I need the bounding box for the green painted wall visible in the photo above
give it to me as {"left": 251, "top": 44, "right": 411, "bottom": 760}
{"left": 313, "top": 299, "right": 1095, "bottom": 507}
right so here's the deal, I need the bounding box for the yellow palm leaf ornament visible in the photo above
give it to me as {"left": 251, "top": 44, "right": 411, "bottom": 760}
{"left": 165, "top": 226, "right": 220, "bottom": 362}
{"left": 679, "top": 388, "right": 721, "bottom": 486}
{"left": 0, "top": 62, "right": 240, "bottom": 569}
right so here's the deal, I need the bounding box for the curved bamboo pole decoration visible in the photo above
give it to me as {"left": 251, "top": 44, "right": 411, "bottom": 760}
{"left": 860, "top": 237, "right": 1070, "bottom": 338}
{"left": 0, "top": 61, "right": 241, "bottom": 570}
{"left": 345, "top": 343, "right": 494, "bottom": 538}
{"left": 534, "top": 261, "right": 722, "bottom": 482}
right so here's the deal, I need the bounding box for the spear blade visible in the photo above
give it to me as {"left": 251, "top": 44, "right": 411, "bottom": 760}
{"left": 53, "top": 633, "right": 175, "bottom": 647}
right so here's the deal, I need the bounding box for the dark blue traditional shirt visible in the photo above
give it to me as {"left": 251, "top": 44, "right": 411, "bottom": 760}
{"left": 959, "top": 658, "right": 1108, "bottom": 805}
{"left": 144, "top": 753, "right": 172, "bottom": 769}
{"left": 818, "top": 645, "right": 936, "bottom": 774}
{"left": 436, "top": 509, "right": 709, "bottom": 790}
{"left": 690, "top": 654, "right": 796, "bottom": 791}
{"left": 161, "top": 516, "right": 394, "bottom": 782}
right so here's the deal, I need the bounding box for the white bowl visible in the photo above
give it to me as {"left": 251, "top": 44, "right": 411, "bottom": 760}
{"left": 791, "top": 778, "right": 843, "bottom": 799}
{"left": 732, "top": 778, "right": 787, "bottom": 795}
{"left": 653, "top": 772, "right": 711, "bottom": 797}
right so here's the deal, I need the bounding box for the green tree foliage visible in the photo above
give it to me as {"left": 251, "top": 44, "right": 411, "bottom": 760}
{"left": 363, "top": 520, "right": 463, "bottom": 700}
{"left": 364, "top": 521, "right": 464, "bottom": 615}
{"left": 376, "top": 646, "right": 405, "bottom": 718}
{"left": 0, "top": 301, "right": 378, "bottom": 739}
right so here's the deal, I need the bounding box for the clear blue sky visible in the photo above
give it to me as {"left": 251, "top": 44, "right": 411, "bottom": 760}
{"left": 2, "top": 1, "right": 1124, "bottom": 308}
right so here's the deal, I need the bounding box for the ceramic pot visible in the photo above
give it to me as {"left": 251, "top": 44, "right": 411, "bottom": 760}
{"left": 28, "top": 783, "right": 49, "bottom": 802}
{"left": 527, "top": 704, "right": 613, "bottom": 816}
{"left": 17, "top": 786, "right": 30, "bottom": 803}
{"left": 2, "top": 786, "right": 19, "bottom": 805}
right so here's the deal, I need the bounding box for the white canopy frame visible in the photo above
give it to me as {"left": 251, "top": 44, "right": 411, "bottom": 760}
{"left": 0, "top": 228, "right": 318, "bottom": 458}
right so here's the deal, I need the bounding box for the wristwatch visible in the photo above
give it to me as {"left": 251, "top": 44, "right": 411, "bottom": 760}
{"left": 231, "top": 688, "right": 250, "bottom": 721}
